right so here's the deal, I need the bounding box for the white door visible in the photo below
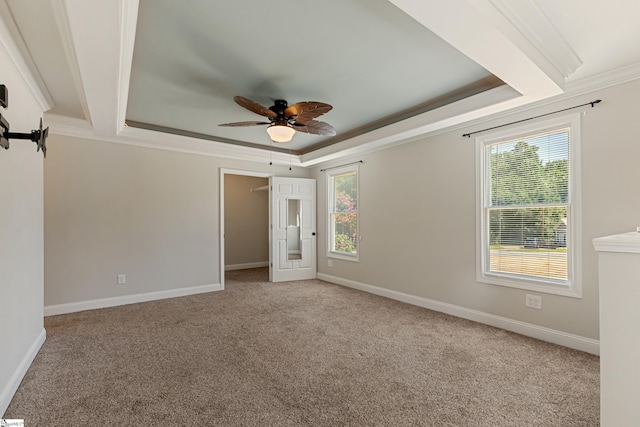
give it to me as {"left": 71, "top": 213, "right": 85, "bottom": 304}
{"left": 270, "top": 177, "right": 316, "bottom": 282}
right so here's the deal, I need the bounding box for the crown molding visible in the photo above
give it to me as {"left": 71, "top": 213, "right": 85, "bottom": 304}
{"left": 0, "top": 0, "right": 54, "bottom": 111}
{"left": 565, "top": 62, "right": 640, "bottom": 96}
{"left": 46, "top": 112, "right": 299, "bottom": 167}
{"left": 301, "top": 84, "right": 525, "bottom": 166}
{"left": 118, "top": 126, "right": 300, "bottom": 167}
{"left": 45, "top": 112, "right": 93, "bottom": 134}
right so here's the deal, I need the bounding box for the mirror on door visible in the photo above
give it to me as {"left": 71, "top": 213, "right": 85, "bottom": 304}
{"left": 287, "top": 198, "right": 302, "bottom": 261}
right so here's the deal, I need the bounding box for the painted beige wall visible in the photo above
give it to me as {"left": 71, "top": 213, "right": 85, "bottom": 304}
{"left": 314, "top": 78, "right": 640, "bottom": 340}
{"left": 44, "top": 135, "right": 308, "bottom": 306}
{"left": 224, "top": 174, "right": 269, "bottom": 267}
{"left": 0, "top": 44, "right": 45, "bottom": 413}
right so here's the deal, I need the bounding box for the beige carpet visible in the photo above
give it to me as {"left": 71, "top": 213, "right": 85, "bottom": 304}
{"left": 5, "top": 268, "right": 599, "bottom": 426}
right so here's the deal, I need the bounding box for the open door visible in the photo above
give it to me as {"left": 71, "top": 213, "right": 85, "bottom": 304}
{"left": 270, "top": 177, "right": 316, "bottom": 282}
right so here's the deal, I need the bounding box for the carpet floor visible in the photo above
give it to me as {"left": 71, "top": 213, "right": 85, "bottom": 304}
{"left": 5, "top": 268, "right": 599, "bottom": 426}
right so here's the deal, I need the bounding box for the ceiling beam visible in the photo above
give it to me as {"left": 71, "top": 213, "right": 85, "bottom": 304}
{"left": 485, "top": 0, "right": 582, "bottom": 79}
{"left": 388, "top": 0, "right": 565, "bottom": 98}
{"left": 62, "top": 0, "right": 126, "bottom": 136}
{"left": 116, "top": 0, "right": 139, "bottom": 134}
{"left": 50, "top": 0, "right": 91, "bottom": 122}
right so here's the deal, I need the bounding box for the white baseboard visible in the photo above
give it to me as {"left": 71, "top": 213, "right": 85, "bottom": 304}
{"left": 318, "top": 273, "right": 600, "bottom": 355}
{"left": 1, "top": 328, "right": 46, "bottom": 416}
{"left": 44, "top": 283, "right": 222, "bottom": 317}
{"left": 225, "top": 262, "right": 268, "bottom": 271}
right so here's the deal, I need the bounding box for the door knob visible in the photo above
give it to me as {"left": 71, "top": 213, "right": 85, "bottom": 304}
{"left": 312, "top": 232, "right": 316, "bottom": 236}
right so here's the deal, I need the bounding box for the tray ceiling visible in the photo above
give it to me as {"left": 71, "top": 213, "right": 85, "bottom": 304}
{"left": 2, "top": 0, "right": 640, "bottom": 166}
{"left": 125, "top": 0, "right": 502, "bottom": 155}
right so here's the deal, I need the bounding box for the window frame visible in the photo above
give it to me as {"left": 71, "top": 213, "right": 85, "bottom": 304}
{"left": 475, "top": 113, "right": 582, "bottom": 298}
{"left": 327, "top": 164, "right": 360, "bottom": 262}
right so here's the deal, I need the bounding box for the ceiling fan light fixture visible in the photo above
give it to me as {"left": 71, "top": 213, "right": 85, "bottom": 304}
{"left": 266, "top": 124, "right": 295, "bottom": 143}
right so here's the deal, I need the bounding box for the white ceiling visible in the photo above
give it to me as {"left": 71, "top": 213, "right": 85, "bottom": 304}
{"left": 2, "top": 0, "right": 640, "bottom": 166}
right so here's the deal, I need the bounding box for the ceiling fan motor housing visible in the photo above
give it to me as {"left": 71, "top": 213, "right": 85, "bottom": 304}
{"left": 270, "top": 99, "right": 288, "bottom": 115}
{"left": 270, "top": 100, "right": 290, "bottom": 125}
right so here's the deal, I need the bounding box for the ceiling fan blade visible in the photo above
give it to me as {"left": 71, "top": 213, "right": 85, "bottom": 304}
{"left": 291, "top": 120, "right": 336, "bottom": 136}
{"left": 285, "top": 101, "right": 333, "bottom": 123}
{"left": 234, "top": 96, "right": 278, "bottom": 118}
{"left": 219, "top": 121, "right": 271, "bottom": 127}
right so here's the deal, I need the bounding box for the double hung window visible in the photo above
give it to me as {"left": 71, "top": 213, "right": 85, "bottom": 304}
{"left": 476, "top": 114, "right": 581, "bottom": 297}
{"left": 327, "top": 165, "right": 359, "bottom": 261}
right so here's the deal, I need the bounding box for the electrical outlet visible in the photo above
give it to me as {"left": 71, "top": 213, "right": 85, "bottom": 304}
{"left": 117, "top": 274, "right": 126, "bottom": 285}
{"left": 327, "top": 259, "right": 333, "bottom": 267}
{"left": 525, "top": 294, "right": 541, "bottom": 310}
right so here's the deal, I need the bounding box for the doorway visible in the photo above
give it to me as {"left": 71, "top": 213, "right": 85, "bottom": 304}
{"left": 219, "top": 169, "right": 272, "bottom": 289}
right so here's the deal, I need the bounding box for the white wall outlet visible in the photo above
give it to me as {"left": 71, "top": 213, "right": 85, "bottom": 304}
{"left": 117, "top": 274, "right": 126, "bottom": 285}
{"left": 525, "top": 294, "right": 542, "bottom": 309}
{"left": 327, "top": 259, "right": 333, "bottom": 267}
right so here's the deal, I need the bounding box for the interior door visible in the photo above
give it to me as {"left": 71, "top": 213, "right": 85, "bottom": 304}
{"left": 270, "top": 177, "right": 316, "bottom": 282}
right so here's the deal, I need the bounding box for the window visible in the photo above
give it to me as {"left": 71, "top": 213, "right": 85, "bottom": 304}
{"left": 327, "top": 164, "right": 359, "bottom": 261}
{"left": 476, "top": 114, "right": 581, "bottom": 297}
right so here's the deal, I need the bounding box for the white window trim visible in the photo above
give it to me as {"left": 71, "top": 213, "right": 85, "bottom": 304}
{"left": 475, "top": 113, "right": 582, "bottom": 298}
{"left": 327, "top": 164, "right": 359, "bottom": 262}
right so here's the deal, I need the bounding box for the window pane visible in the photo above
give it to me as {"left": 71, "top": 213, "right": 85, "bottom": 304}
{"left": 486, "top": 129, "right": 569, "bottom": 207}
{"left": 333, "top": 172, "right": 357, "bottom": 213}
{"left": 487, "top": 206, "right": 568, "bottom": 281}
{"left": 331, "top": 213, "right": 357, "bottom": 254}
{"left": 329, "top": 167, "right": 358, "bottom": 258}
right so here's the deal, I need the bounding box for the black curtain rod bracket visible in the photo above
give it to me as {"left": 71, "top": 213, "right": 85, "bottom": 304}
{"left": 0, "top": 113, "right": 9, "bottom": 149}
{"left": 462, "top": 99, "right": 602, "bottom": 138}
{"left": 0, "top": 84, "right": 49, "bottom": 157}
{"left": 0, "top": 112, "right": 49, "bottom": 157}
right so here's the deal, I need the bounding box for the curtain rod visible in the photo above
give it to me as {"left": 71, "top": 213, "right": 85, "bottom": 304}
{"left": 462, "top": 99, "right": 602, "bottom": 138}
{"left": 320, "top": 160, "right": 363, "bottom": 172}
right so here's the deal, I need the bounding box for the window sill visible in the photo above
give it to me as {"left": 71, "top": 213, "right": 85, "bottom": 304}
{"left": 327, "top": 252, "right": 359, "bottom": 262}
{"left": 477, "top": 273, "right": 582, "bottom": 298}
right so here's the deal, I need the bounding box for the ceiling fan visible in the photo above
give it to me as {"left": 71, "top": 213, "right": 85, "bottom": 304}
{"left": 219, "top": 96, "right": 336, "bottom": 142}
